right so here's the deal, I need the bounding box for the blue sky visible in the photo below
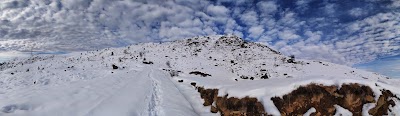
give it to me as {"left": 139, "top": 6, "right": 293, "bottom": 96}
{"left": 355, "top": 55, "right": 400, "bottom": 78}
{"left": 0, "top": 0, "right": 399, "bottom": 77}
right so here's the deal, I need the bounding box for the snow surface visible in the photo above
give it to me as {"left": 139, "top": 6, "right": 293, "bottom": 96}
{"left": 0, "top": 35, "right": 399, "bottom": 116}
{"left": 303, "top": 107, "right": 316, "bottom": 116}
{"left": 334, "top": 105, "right": 352, "bottom": 116}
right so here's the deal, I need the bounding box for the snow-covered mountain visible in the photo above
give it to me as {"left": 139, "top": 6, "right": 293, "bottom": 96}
{"left": 0, "top": 35, "right": 399, "bottom": 116}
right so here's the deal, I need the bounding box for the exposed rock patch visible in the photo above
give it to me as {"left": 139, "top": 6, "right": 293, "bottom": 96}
{"left": 194, "top": 83, "right": 397, "bottom": 116}
{"left": 215, "top": 36, "right": 244, "bottom": 46}
{"left": 189, "top": 71, "right": 211, "bottom": 77}
{"left": 197, "top": 87, "right": 268, "bottom": 116}
{"left": 112, "top": 64, "right": 118, "bottom": 69}
{"left": 271, "top": 83, "right": 396, "bottom": 116}
{"left": 368, "top": 89, "right": 399, "bottom": 116}
{"left": 271, "top": 84, "right": 338, "bottom": 115}
{"left": 198, "top": 87, "right": 218, "bottom": 106}
{"left": 190, "top": 82, "right": 196, "bottom": 87}
{"left": 337, "top": 84, "right": 375, "bottom": 116}
{"left": 142, "top": 61, "right": 153, "bottom": 64}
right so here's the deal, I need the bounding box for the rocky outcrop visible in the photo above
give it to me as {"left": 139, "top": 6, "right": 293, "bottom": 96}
{"left": 337, "top": 84, "right": 375, "bottom": 115}
{"left": 189, "top": 71, "right": 212, "bottom": 77}
{"left": 215, "top": 36, "right": 245, "bottom": 46}
{"left": 197, "top": 87, "right": 268, "bottom": 116}
{"left": 369, "top": 89, "right": 399, "bottom": 116}
{"left": 271, "top": 83, "right": 396, "bottom": 116}
{"left": 195, "top": 83, "right": 397, "bottom": 116}
{"left": 271, "top": 84, "right": 340, "bottom": 115}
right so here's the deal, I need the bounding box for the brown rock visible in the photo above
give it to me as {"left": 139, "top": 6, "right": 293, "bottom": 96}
{"left": 337, "top": 84, "right": 375, "bottom": 116}
{"left": 365, "top": 95, "right": 375, "bottom": 102}
{"left": 369, "top": 90, "right": 397, "bottom": 116}
{"left": 272, "top": 83, "right": 378, "bottom": 116}
{"left": 197, "top": 87, "right": 268, "bottom": 115}
{"left": 197, "top": 87, "right": 218, "bottom": 106}
{"left": 271, "top": 84, "right": 337, "bottom": 115}
{"left": 211, "top": 106, "right": 218, "bottom": 113}
{"left": 196, "top": 83, "right": 396, "bottom": 116}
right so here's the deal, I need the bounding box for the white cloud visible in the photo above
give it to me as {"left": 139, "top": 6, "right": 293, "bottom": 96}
{"left": 206, "top": 5, "right": 229, "bottom": 17}
{"left": 273, "top": 41, "right": 287, "bottom": 49}
{"left": 257, "top": 1, "right": 278, "bottom": 15}
{"left": 257, "top": 35, "right": 273, "bottom": 43}
{"left": 389, "top": 0, "right": 400, "bottom": 8}
{"left": 0, "top": 0, "right": 30, "bottom": 10}
{"left": 223, "top": 18, "right": 240, "bottom": 34}
{"left": 334, "top": 12, "right": 400, "bottom": 64}
{"left": 304, "top": 31, "right": 322, "bottom": 43}
{"left": 60, "top": 0, "right": 92, "bottom": 10}
{"left": 348, "top": 8, "right": 365, "bottom": 17}
{"left": 248, "top": 26, "right": 264, "bottom": 38}
{"left": 295, "top": 0, "right": 312, "bottom": 11}
{"left": 240, "top": 11, "right": 258, "bottom": 26}
{"left": 279, "top": 11, "right": 298, "bottom": 27}
{"left": 278, "top": 29, "right": 300, "bottom": 40}
{"left": 233, "top": 31, "right": 243, "bottom": 38}
{"left": 276, "top": 41, "right": 348, "bottom": 64}
{"left": 323, "top": 3, "right": 337, "bottom": 17}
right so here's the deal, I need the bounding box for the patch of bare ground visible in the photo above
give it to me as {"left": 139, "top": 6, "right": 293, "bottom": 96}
{"left": 194, "top": 83, "right": 397, "bottom": 116}
{"left": 368, "top": 89, "right": 399, "bottom": 116}
{"left": 271, "top": 83, "right": 397, "bottom": 116}
{"left": 197, "top": 87, "right": 269, "bottom": 116}
{"left": 271, "top": 84, "right": 339, "bottom": 115}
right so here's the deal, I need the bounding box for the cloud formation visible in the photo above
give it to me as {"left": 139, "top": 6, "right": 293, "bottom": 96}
{"left": 0, "top": 0, "right": 399, "bottom": 65}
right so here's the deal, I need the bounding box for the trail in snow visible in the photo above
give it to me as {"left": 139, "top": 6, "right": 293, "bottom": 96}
{"left": 86, "top": 68, "right": 155, "bottom": 116}
{"left": 143, "top": 69, "right": 162, "bottom": 116}
{"left": 157, "top": 69, "right": 213, "bottom": 116}
{"left": 147, "top": 69, "right": 199, "bottom": 116}
{"left": 0, "top": 66, "right": 199, "bottom": 116}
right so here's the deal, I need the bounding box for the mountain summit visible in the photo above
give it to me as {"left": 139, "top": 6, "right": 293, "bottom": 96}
{"left": 0, "top": 35, "right": 399, "bottom": 115}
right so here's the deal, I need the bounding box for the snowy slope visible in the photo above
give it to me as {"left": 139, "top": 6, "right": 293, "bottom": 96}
{"left": 0, "top": 35, "right": 399, "bottom": 116}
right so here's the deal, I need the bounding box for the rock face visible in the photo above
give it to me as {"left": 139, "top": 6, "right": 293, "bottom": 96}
{"left": 197, "top": 87, "right": 268, "bottom": 116}
{"left": 271, "top": 83, "right": 396, "bottom": 116}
